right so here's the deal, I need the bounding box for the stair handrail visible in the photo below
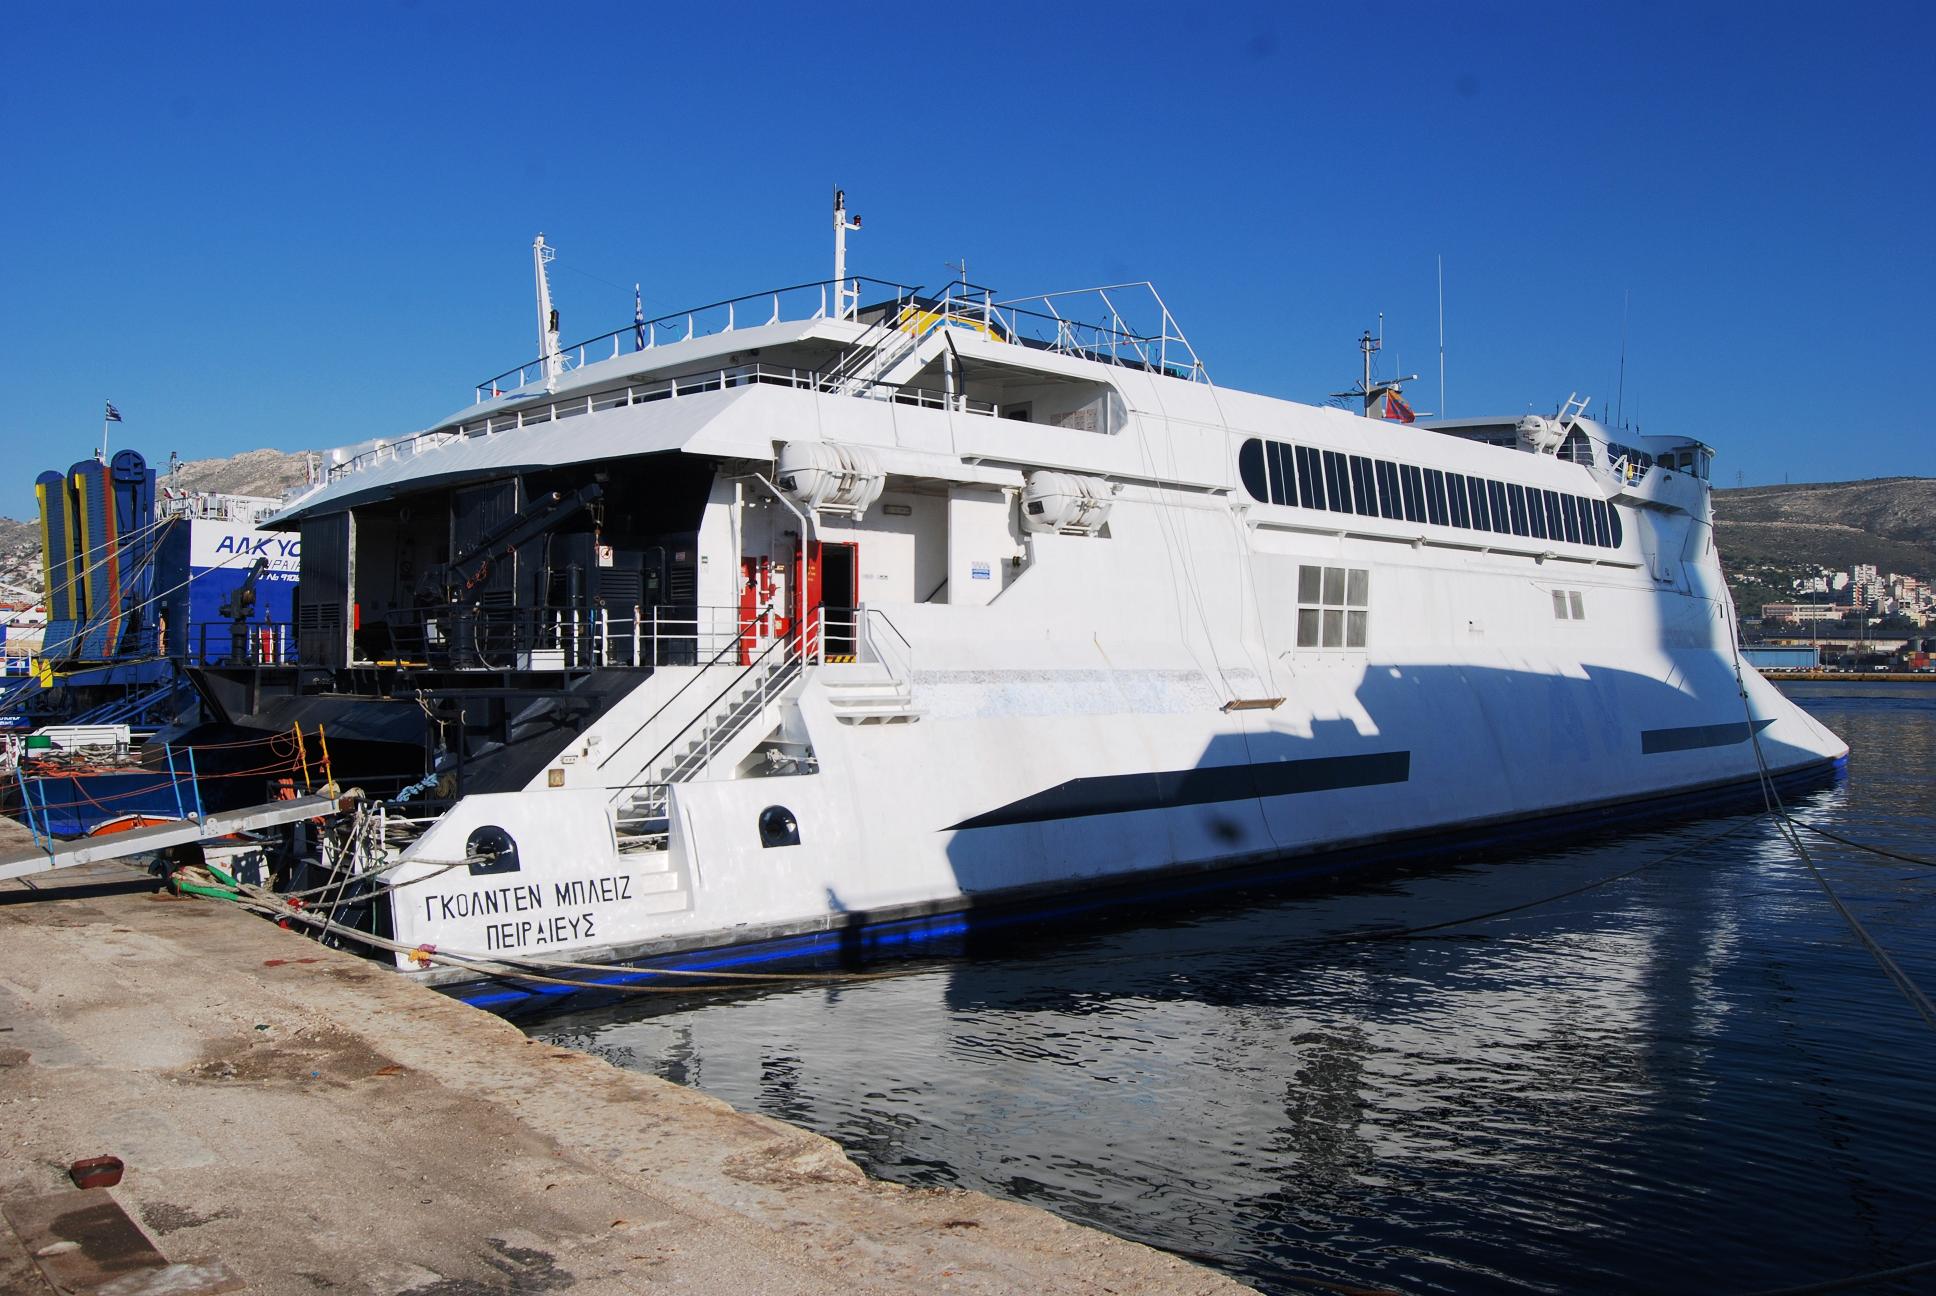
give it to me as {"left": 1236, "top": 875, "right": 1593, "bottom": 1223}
{"left": 595, "top": 601, "right": 776, "bottom": 774}
{"left": 660, "top": 621, "right": 812, "bottom": 785}
{"left": 858, "top": 606, "right": 914, "bottom": 696}
{"left": 811, "top": 284, "right": 932, "bottom": 393}
{"left": 607, "top": 607, "right": 821, "bottom": 801}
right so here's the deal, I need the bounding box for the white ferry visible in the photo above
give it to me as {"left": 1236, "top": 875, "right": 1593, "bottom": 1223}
{"left": 220, "top": 197, "right": 1847, "bottom": 1008}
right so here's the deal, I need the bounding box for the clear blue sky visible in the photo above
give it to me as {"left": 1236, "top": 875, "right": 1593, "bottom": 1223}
{"left": 2, "top": 2, "right": 1930, "bottom": 509}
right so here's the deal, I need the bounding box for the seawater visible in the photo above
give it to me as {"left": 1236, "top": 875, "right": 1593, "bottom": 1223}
{"left": 536, "top": 682, "right": 1936, "bottom": 1294}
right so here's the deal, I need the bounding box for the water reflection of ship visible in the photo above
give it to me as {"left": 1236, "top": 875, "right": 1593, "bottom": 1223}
{"left": 539, "top": 796, "right": 1860, "bottom": 1282}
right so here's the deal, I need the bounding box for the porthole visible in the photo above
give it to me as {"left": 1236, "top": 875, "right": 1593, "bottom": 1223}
{"left": 758, "top": 805, "right": 801, "bottom": 848}
{"left": 467, "top": 825, "right": 521, "bottom": 876}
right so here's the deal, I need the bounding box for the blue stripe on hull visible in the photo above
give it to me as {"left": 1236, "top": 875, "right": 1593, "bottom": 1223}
{"left": 451, "top": 754, "right": 1847, "bottom": 1015}
{"left": 1641, "top": 717, "right": 1775, "bottom": 754}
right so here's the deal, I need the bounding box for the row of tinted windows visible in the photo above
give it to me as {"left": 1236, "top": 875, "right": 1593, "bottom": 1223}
{"left": 1238, "top": 438, "right": 1623, "bottom": 549}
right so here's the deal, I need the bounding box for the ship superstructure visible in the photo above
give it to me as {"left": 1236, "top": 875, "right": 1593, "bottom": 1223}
{"left": 199, "top": 209, "right": 1846, "bottom": 1001}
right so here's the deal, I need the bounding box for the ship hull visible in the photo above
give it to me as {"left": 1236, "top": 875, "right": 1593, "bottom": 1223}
{"left": 434, "top": 748, "right": 1845, "bottom": 1015}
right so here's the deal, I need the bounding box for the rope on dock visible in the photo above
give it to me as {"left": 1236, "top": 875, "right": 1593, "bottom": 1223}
{"left": 210, "top": 873, "right": 916, "bottom": 988}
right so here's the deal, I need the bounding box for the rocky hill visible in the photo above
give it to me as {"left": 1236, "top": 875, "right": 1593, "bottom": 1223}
{"left": 1712, "top": 477, "right": 1936, "bottom": 575}
{"left": 0, "top": 449, "right": 314, "bottom": 595}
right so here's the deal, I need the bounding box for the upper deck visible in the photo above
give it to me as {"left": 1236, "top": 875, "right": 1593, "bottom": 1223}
{"left": 279, "top": 271, "right": 1713, "bottom": 528}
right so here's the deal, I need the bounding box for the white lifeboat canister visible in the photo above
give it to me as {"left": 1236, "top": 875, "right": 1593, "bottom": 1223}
{"left": 776, "top": 442, "right": 886, "bottom": 518}
{"left": 1020, "top": 471, "right": 1115, "bottom": 535}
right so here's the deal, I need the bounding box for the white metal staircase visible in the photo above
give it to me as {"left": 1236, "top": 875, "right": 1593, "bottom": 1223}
{"left": 606, "top": 608, "right": 916, "bottom": 842}
{"left": 609, "top": 616, "right": 817, "bottom": 839}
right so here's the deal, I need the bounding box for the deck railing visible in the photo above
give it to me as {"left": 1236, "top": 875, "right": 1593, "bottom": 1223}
{"left": 473, "top": 276, "right": 920, "bottom": 402}
{"left": 327, "top": 362, "right": 996, "bottom": 483}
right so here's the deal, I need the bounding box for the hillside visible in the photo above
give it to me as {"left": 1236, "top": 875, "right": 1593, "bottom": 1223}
{"left": 0, "top": 449, "right": 314, "bottom": 595}
{"left": 1711, "top": 477, "right": 1936, "bottom": 576}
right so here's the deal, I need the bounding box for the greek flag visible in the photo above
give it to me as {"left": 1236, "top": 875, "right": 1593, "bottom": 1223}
{"left": 633, "top": 285, "right": 646, "bottom": 352}
{"left": 104, "top": 401, "right": 123, "bottom": 422}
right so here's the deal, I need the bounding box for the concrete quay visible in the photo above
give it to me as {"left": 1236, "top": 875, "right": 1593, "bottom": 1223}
{"left": 0, "top": 860, "right": 1251, "bottom": 1295}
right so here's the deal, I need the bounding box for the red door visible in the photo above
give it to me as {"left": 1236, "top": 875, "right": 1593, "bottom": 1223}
{"left": 738, "top": 557, "right": 775, "bottom": 665}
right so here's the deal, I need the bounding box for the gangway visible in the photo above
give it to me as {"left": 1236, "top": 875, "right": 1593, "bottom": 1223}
{"left": 0, "top": 792, "right": 354, "bottom": 884}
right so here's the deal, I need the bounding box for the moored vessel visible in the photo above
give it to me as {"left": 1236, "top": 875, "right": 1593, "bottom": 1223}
{"left": 184, "top": 201, "right": 1847, "bottom": 1006}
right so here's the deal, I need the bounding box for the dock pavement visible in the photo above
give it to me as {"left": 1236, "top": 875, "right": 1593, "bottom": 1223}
{"left": 0, "top": 826, "right": 1251, "bottom": 1295}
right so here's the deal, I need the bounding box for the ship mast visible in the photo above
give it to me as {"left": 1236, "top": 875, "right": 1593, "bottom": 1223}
{"left": 1333, "top": 321, "right": 1418, "bottom": 418}
{"left": 533, "top": 234, "right": 562, "bottom": 390}
{"left": 832, "top": 188, "right": 861, "bottom": 320}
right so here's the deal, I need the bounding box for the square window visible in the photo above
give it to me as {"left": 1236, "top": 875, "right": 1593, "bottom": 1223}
{"left": 1297, "top": 608, "right": 1321, "bottom": 646}
{"left": 1322, "top": 609, "right": 1344, "bottom": 647}
{"left": 1322, "top": 567, "right": 1346, "bottom": 605}
{"left": 1553, "top": 590, "right": 1570, "bottom": 619}
{"left": 1345, "top": 610, "right": 1367, "bottom": 647}
{"left": 1298, "top": 565, "right": 1322, "bottom": 603}
{"left": 1346, "top": 569, "right": 1369, "bottom": 608}
{"left": 1569, "top": 591, "right": 1585, "bottom": 619}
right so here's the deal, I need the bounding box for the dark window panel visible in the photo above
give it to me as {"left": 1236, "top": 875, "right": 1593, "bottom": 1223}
{"left": 1447, "top": 473, "right": 1471, "bottom": 528}
{"left": 1238, "top": 439, "right": 1268, "bottom": 502}
{"left": 1608, "top": 504, "right": 1624, "bottom": 548}
{"left": 1268, "top": 441, "right": 1295, "bottom": 507}
{"left": 1295, "top": 445, "right": 1324, "bottom": 509}
{"left": 1591, "top": 497, "right": 1612, "bottom": 547}
{"left": 1467, "top": 475, "right": 1490, "bottom": 530}
{"left": 1322, "top": 450, "right": 1351, "bottom": 512}
{"left": 1487, "top": 480, "right": 1511, "bottom": 533}
{"left": 1400, "top": 464, "right": 1425, "bottom": 522}
{"left": 1561, "top": 495, "right": 1581, "bottom": 543}
{"left": 1349, "top": 456, "right": 1380, "bottom": 517}
{"left": 1375, "top": 460, "right": 1403, "bottom": 519}
{"left": 1424, "top": 468, "right": 1448, "bottom": 526}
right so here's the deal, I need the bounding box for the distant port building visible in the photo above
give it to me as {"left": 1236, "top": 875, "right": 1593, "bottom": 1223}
{"left": 1741, "top": 645, "right": 1822, "bottom": 671}
{"left": 1761, "top": 603, "right": 1851, "bottom": 623}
